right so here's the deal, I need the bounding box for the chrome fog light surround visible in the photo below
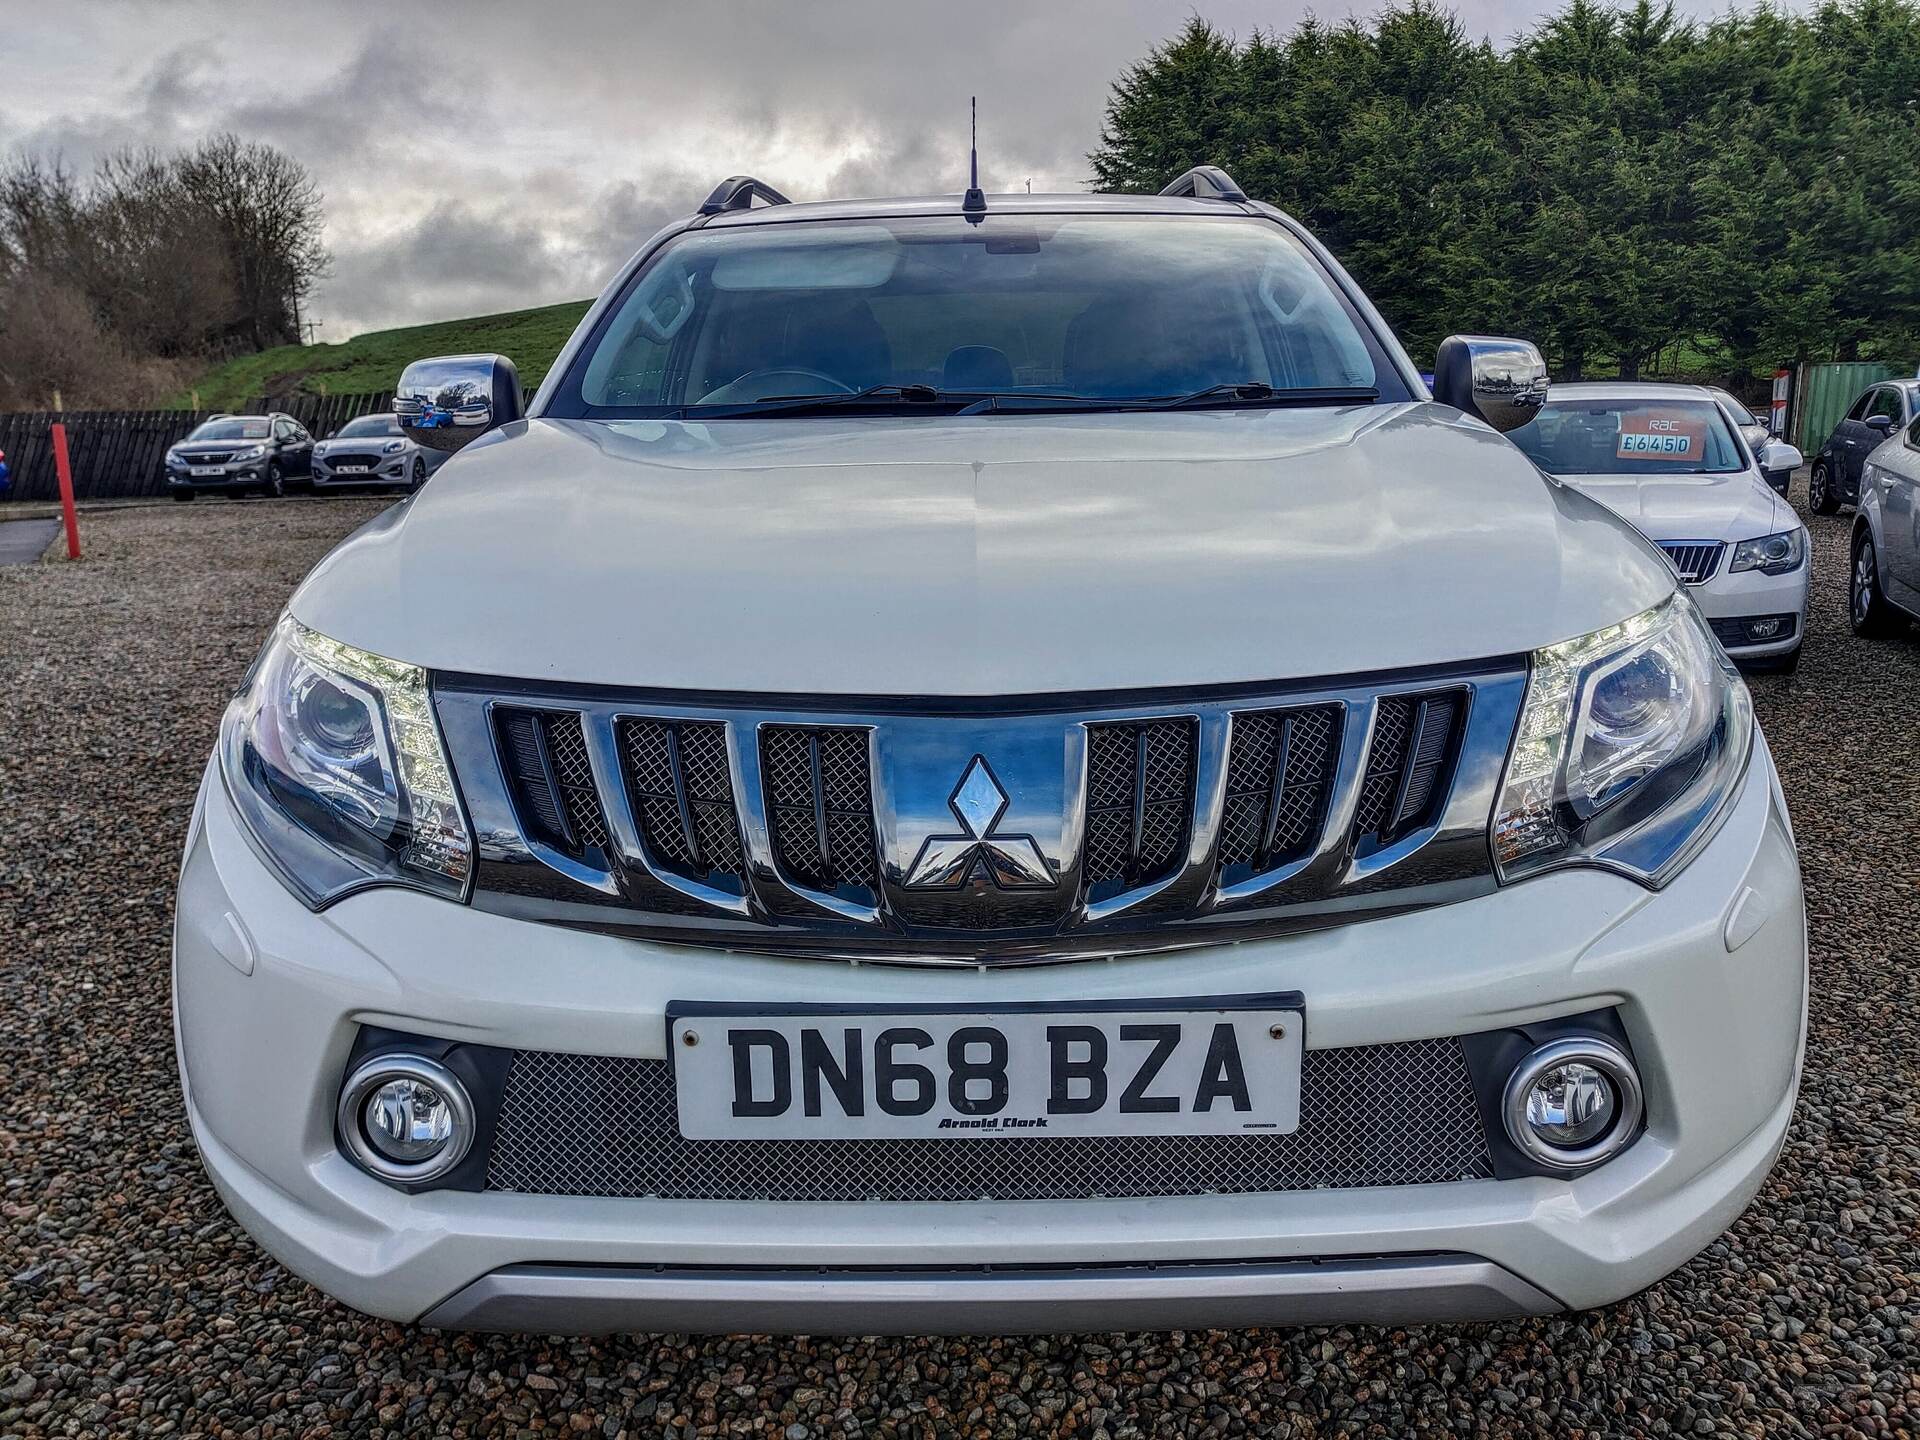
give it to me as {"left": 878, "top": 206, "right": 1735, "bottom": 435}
{"left": 337, "top": 1053, "right": 475, "bottom": 1184}
{"left": 1501, "top": 1037, "right": 1643, "bottom": 1170}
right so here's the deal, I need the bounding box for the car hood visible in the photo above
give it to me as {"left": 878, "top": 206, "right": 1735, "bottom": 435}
{"left": 1547, "top": 467, "right": 1788, "bottom": 545}
{"left": 290, "top": 405, "right": 1677, "bottom": 695}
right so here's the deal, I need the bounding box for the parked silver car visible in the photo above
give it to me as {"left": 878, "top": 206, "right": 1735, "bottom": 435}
{"left": 1848, "top": 411, "right": 1920, "bottom": 637}
{"left": 311, "top": 413, "right": 444, "bottom": 491}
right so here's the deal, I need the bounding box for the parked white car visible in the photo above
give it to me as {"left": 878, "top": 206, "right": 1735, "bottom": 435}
{"left": 1705, "top": 386, "right": 1791, "bottom": 495}
{"left": 1509, "top": 383, "right": 1809, "bottom": 671}
{"left": 310, "top": 412, "right": 443, "bottom": 490}
{"left": 174, "top": 170, "right": 1804, "bottom": 1335}
{"left": 1848, "top": 413, "right": 1920, "bottom": 637}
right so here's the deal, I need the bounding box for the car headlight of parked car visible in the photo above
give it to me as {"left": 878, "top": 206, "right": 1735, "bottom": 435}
{"left": 1728, "top": 529, "right": 1805, "bottom": 576}
{"left": 228, "top": 444, "right": 267, "bottom": 463}
{"left": 383, "top": 440, "right": 406, "bottom": 454}
{"left": 1492, "top": 593, "right": 1752, "bottom": 887}
{"left": 219, "top": 616, "right": 471, "bottom": 907}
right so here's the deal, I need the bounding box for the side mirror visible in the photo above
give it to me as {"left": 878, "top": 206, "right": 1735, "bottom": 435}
{"left": 1433, "top": 335, "right": 1549, "bottom": 434}
{"left": 1865, "top": 413, "right": 1896, "bottom": 434}
{"left": 1761, "top": 439, "right": 1803, "bottom": 472}
{"left": 395, "top": 353, "right": 524, "bottom": 453}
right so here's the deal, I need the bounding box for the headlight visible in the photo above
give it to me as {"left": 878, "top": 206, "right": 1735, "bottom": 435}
{"left": 1729, "top": 529, "right": 1805, "bottom": 576}
{"left": 383, "top": 440, "right": 405, "bottom": 453}
{"left": 220, "top": 616, "right": 471, "bottom": 907}
{"left": 228, "top": 444, "right": 266, "bottom": 462}
{"left": 1492, "top": 594, "right": 1752, "bottom": 886}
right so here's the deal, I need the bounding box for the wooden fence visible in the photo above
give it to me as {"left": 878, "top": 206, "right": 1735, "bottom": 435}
{"left": 0, "top": 391, "right": 395, "bottom": 503}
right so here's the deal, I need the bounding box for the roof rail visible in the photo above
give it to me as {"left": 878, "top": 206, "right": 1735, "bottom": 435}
{"left": 698, "top": 175, "right": 793, "bottom": 216}
{"left": 1158, "top": 165, "right": 1249, "bottom": 203}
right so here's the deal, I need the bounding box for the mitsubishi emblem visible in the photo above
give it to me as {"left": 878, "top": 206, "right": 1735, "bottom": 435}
{"left": 903, "top": 756, "right": 1053, "bottom": 889}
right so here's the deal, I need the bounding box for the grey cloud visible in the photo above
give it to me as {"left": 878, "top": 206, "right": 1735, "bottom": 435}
{"left": 4, "top": 0, "right": 1816, "bottom": 338}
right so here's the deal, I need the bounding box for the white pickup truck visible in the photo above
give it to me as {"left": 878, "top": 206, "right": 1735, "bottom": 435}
{"left": 175, "top": 166, "right": 1805, "bottom": 1335}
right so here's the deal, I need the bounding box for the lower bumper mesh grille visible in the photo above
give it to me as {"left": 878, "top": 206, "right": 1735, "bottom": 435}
{"left": 484, "top": 1039, "right": 1495, "bottom": 1201}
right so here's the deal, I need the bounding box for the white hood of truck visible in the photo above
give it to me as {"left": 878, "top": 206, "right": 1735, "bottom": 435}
{"left": 1548, "top": 466, "right": 1789, "bottom": 545}
{"left": 289, "top": 405, "right": 1677, "bottom": 695}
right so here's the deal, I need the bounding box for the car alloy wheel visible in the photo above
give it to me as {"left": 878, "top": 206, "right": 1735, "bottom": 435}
{"left": 411, "top": 457, "right": 426, "bottom": 489}
{"left": 1852, "top": 534, "right": 1901, "bottom": 637}
{"left": 1809, "top": 462, "right": 1839, "bottom": 515}
{"left": 264, "top": 463, "right": 284, "bottom": 498}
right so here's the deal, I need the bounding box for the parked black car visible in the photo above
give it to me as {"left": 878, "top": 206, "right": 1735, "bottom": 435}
{"left": 1810, "top": 379, "right": 1920, "bottom": 514}
{"left": 165, "top": 413, "right": 314, "bottom": 499}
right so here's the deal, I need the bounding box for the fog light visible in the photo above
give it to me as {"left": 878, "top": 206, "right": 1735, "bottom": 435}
{"left": 1502, "top": 1037, "right": 1642, "bottom": 1170}
{"left": 336, "top": 1054, "right": 474, "bottom": 1184}
{"left": 1748, "top": 617, "right": 1783, "bottom": 640}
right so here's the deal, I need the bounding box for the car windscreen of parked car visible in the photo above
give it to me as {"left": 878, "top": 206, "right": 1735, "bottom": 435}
{"left": 557, "top": 215, "right": 1404, "bottom": 414}
{"left": 188, "top": 417, "right": 271, "bottom": 441}
{"left": 333, "top": 414, "right": 404, "bottom": 438}
{"left": 1508, "top": 399, "right": 1746, "bottom": 476}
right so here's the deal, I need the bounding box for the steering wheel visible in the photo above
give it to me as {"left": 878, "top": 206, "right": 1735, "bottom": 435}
{"left": 697, "top": 367, "right": 856, "bottom": 405}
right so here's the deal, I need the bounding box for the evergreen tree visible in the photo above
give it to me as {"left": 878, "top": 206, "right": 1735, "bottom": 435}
{"left": 1088, "top": 0, "right": 1920, "bottom": 378}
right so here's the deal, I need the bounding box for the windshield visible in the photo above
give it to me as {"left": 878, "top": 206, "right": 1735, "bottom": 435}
{"left": 188, "top": 418, "right": 270, "bottom": 441}
{"left": 551, "top": 214, "right": 1402, "bottom": 415}
{"left": 334, "top": 414, "right": 402, "bottom": 438}
{"left": 1508, "top": 398, "right": 1747, "bottom": 476}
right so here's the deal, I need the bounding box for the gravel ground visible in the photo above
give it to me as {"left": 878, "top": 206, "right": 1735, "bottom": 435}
{"left": 1, "top": 491, "right": 1915, "bottom": 1439}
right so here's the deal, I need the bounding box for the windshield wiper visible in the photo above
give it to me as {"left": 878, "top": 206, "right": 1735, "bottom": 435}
{"left": 1136, "top": 382, "right": 1380, "bottom": 410}
{"left": 682, "top": 380, "right": 1378, "bottom": 419}
{"left": 690, "top": 384, "right": 954, "bottom": 418}
{"left": 955, "top": 382, "right": 1382, "bottom": 416}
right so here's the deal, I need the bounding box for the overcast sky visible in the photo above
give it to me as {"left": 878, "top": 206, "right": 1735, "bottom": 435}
{"left": 0, "top": 0, "right": 1789, "bottom": 341}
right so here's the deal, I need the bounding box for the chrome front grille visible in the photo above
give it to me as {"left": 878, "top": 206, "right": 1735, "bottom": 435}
{"left": 484, "top": 1039, "right": 1495, "bottom": 1201}
{"left": 1659, "top": 541, "right": 1725, "bottom": 585}
{"left": 437, "top": 661, "right": 1527, "bottom": 963}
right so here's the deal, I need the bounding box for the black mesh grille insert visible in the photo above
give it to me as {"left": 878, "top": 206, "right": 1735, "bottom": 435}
{"left": 761, "top": 726, "right": 880, "bottom": 896}
{"left": 484, "top": 1039, "right": 1495, "bottom": 1201}
{"left": 496, "top": 708, "right": 610, "bottom": 856}
{"left": 1082, "top": 719, "right": 1196, "bottom": 895}
{"left": 1353, "top": 692, "right": 1463, "bottom": 844}
{"left": 1394, "top": 695, "right": 1458, "bottom": 828}
{"left": 1217, "top": 705, "right": 1341, "bottom": 877}
{"left": 617, "top": 718, "right": 745, "bottom": 881}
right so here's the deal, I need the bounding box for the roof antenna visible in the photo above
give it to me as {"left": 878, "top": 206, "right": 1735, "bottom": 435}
{"left": 963, "top": 96, "right": 986, "bottom": 217}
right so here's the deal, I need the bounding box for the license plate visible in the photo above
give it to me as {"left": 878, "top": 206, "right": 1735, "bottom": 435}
{"left": 334, "top": 464, "right": 367, "bottom": 473}
{"left": 669, "top": 995, "right": 1304, "bottom": 1141}
{"left": 189, "top": 466, "right": 223, "bottom": 476}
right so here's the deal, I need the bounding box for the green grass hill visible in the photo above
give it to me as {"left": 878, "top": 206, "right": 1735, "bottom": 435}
{"left": 176, "top": 299, "right": 593, "bottom": 409}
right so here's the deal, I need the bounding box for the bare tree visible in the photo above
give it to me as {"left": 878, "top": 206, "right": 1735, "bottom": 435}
{"left": 0, "top": 135, "right": 330, "bottom": 406}
{"left": 177, "top": 135, "right": 330, "bottom": 352}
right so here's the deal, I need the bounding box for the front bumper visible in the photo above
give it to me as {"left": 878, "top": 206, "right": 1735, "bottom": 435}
{"left": 1692, "top": 561, "right": 1811, "bottom": 659}
{"left": 175, "top": 736, "right": 1805, "bottom": 1332}
{"left": 167, "top": 463, "right": 265, "bottom": 491}
{"left": 313, "top": 455, "right": 410, "bottom": 487}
